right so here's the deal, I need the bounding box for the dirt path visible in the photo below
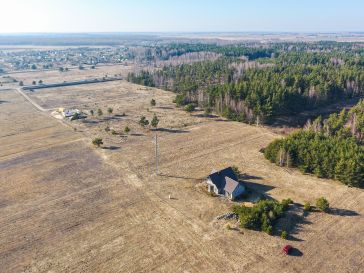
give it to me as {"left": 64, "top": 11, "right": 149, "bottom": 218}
{"left": 14, "top": 87, "right": 46, "bottom": 111}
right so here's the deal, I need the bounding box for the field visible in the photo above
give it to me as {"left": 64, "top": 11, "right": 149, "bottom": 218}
{"left": 2, "top": 64, "right": 133, "bottom": 86}
{"left": 0, "top": 66, "right": 363, "bottom": 273}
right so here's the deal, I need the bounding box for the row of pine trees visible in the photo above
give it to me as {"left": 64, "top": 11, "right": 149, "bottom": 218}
{"left": 264, "top": 100, "right": 364, "bottom": 187}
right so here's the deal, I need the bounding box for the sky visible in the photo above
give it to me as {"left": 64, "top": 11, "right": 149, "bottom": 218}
{"left": 1, "top": 0, "right": 364, "bottom": 33}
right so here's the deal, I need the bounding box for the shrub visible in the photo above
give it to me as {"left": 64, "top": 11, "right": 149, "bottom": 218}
{"left": 231, "top": 165, "right": 240, "bottom": 177}
{"left": 316, "top": 197, "right": 329, "bottom": 212}
{"left": 226, "top": 224, "right": 232, "bottom": 230}
{"left": 266, "top": 225, "right": 273, "bottom": 235}
{"left": 124, "top": 126, "right": 130, "bottom": 134}
{"left": 151, "top": 114, "right": 159, "bottom": 129}
{"left": 233, "top": 199, "right": 286, "bottom": 232}
{"left": 19, "top": 81, "right": 24, "bottom": 86}
{"left": 104, "top": 126, "right": 110, "bottom": 132}
{"left": 139, "top": 116, "right": 149, "bottom": 127}
{"left": 174, "top": 94, "right": 187, "bottom": 106}
{"left": 111, "top": 129, "right": 117, "bottom": 135}
{"left": 92, "top": 138, "right": 103, "bottom": 147}
{"left": 261, "top": 214, "right": 272, "bottom": 235}
{"left": 107, "top": 107, "right": 113, "bottom": 114}
{"left": 304, "top": 202, "right": 312, "bottom": 211}
{"left": 71, "top": 112, "right": 80, "bottom": 121}
{"left": 281, "top": 230, "right": 288, "bottom": 239}
{"left": 281, "top": 198, "right": 293, "bottom": 210}
{"left": 97, "top": 109, "right": 103, "bottom": 116}
{"left": 184, "top": 103, "right": 195, "bottom": 112}
{"left": 150, "top": 99, "right": 156, "bottom": 106}
{"left": 90, "top": 109, "right": 94, "bottom": 116}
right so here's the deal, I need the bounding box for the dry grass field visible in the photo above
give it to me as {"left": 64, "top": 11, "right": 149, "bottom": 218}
{"left": 3, "top": 64, "right": 132, "bottom": 86}
{"left": 0, "top": 71, "right": 363, "bottom": 273}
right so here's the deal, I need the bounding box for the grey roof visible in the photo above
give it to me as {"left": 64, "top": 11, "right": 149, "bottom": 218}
{"left": 208, "top": 167, "right": 240, "bottom": 193}
{"left": 225, "top": 177, "right": 239, "bottom": 194}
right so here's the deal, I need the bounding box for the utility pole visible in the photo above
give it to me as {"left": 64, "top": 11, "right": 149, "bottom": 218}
{"left": 155, "top": 132, "right": 159, "bottom": 175}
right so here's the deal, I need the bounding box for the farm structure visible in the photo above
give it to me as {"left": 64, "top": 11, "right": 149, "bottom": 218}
{"left": 207, "top": 167, "right": 246, "bottom": 200}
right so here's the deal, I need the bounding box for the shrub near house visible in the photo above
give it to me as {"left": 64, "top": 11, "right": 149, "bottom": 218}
{"left": 233, "top": 199, "right": 291, "bottom": 235}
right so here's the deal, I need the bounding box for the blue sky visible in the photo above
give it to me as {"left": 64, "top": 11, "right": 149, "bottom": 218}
{"left": 1, "top": 0, "right": 364, "bottom": 33}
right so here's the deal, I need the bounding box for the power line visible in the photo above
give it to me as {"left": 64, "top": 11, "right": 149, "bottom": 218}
{"left": 155, "top": 132, "right": 159, "bottom": 175}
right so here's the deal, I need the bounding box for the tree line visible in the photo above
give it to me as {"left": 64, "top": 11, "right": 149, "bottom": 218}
{"left": 128, "top": 48, "right": 364, "bottom": 123}
{"left": 264, "top": 100, "right": 364, "bottom": 187}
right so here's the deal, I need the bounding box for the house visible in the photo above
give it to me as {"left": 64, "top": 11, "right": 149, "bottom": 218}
{"left": 61, "top": 108, "right": 81, "bottom": 118}
{"left": 59, "top": 108, "right": 86, "bottom": 120}
{"left": 207, "top": 167, "right": 246, "bottom": 200}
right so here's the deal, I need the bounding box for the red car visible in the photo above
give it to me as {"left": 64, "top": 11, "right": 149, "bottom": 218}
{"left": 283, "top": 245, "right": 292, "bottom": 255}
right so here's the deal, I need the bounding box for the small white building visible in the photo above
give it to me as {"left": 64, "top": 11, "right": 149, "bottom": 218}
{"left": 62, "top": 108, "right": 81, "bottom": 118}
{"left": 58, "top": 108, "right": 86, "bottom": 120}
{"left": 207, "top": 167, "right": 246, "bottom": 200}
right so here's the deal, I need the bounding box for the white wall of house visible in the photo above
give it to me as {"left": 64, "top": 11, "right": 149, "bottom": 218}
{"left": 206, "top": 179, "right": 219, "bottom": 195}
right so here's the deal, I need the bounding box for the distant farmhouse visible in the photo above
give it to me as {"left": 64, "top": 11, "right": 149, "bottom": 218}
{"left": 58, "top": 108, "right": 86, "bottom": 120}
{"left": 207, "top": 167, "right": 246, "bottom": 200}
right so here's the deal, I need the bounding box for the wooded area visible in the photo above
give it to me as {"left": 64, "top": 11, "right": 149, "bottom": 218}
{"left": 264, "top": 100, "right": 364, "bottom": 187}
{"left": 128, "top": 42, "right": 364, "bottom": 123}
{"left": 127, "top": 42, "right": 364, "bottom": 186}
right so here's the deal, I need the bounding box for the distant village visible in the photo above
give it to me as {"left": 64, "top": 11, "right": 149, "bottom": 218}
{"left": 0, "top": 47, "right": 130, "bottom": 72}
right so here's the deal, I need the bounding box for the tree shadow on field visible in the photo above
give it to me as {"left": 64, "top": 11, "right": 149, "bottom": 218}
{"left": 289, "top": 247, "right": 303, "bottom": 257}
{"left": 102, "top": 146, "right": 120, "bottom": 151}
{"left": 0, "top": 100, "right": 9, "bottom": 104}
{"left": 243, "top": 181, "right": 275, "bottom": 196}
{"left": 193, "top": 113, "right": 219, "bottom": 118}
{"left": 157, "top": 128, "right": 189, "bottom": 134}
{"left": 114, "top": 113, "right": 127, "bottom": 117}
{"left": 158, "top": 106, "right": 174, "bottom": 110}
{"left": 235, "top": 173, "right": 275, "bottom": 202}
{"left": 103, "top": 116, "right": 125, "bottom": 121}
{"left": 239, "top": 173, "right": 263, "bottom": 181}
{"left": 82, "top": 119, "right": 100, "bottom": 124}
{"left": 215, "top": 118, "right": 232, "bottom": 122}
{"left": 159, "top": 173, "right": 204, "bottom": 182}
{"left": 275, "top": 204, "right": 312, "bottom": 242}
{"left": 328, "top": 207, "right": 359, "bottom": 217}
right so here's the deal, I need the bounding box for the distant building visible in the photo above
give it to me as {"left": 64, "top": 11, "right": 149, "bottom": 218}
{"left": 207, "top": 167, "right": 246, "bottom": 200}
{"left": 58, "top": 108, "right": 85, "bottom": 120}
{"left": 61, "top": 108, "right": 81, "bottom": 118}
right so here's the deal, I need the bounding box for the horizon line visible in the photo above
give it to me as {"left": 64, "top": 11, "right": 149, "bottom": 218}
{"left": 1, "top": 31, "right": 364, "bottom": 35}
